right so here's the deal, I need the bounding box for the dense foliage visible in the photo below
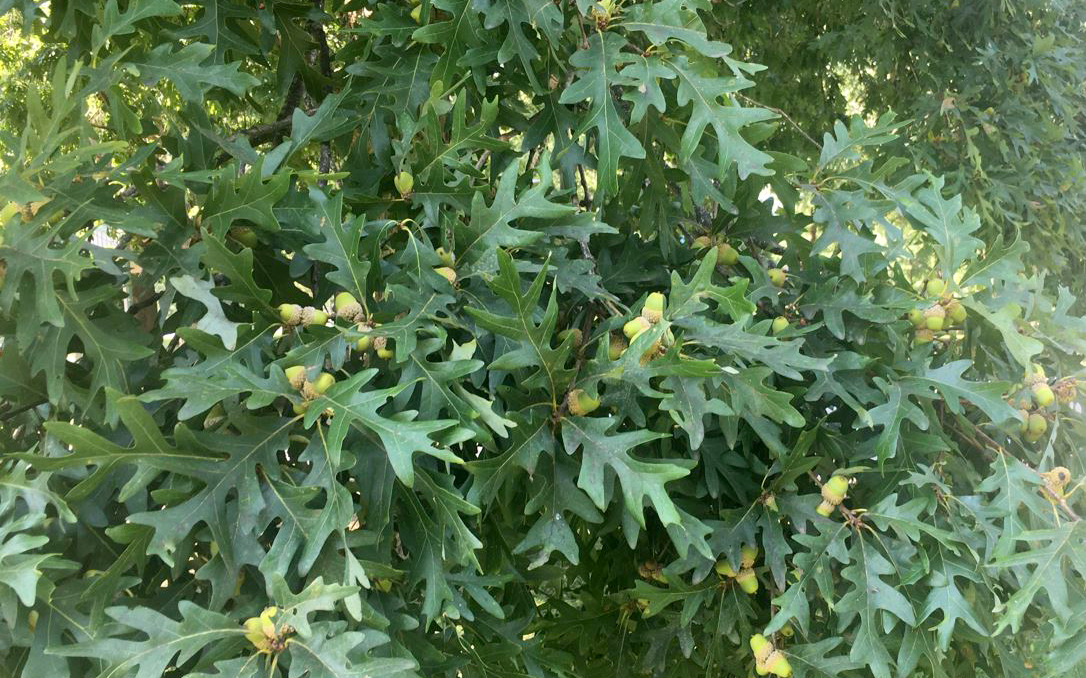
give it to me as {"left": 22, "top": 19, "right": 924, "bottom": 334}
{"left": 711, "top": 0, "right": 1086, "bottom": 297}
{"left": 0, "top": 2, "right": 1084, "bottom": 678}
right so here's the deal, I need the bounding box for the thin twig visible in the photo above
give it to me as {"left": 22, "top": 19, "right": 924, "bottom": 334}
{"left": 735, "top": 92, "right": 820, "bottom": 149}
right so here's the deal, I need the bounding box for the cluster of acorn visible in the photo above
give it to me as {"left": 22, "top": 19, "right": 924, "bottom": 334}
{"left": 284, "top": 366, "right": 335, "bottom": 415}
{"left": 816, "top": 473, "right": 850, "bottom": 517}
{"left": 1012, "top": 364, "right": 1075, "bottom": 443}
{"left": 614, "top": 291, "right": 673, "bottom": 364}
{"left": 714, "top": 544, "right": 760, "bottom": 594}
{"left": 243, "top": 606, "right": 293, "bottom": 655}
{"left": 906, "top": 278, "right": 966, "bottom": 344}
{"left": 750, "top": 634, "right": 792, "bottom": 677}
{"left": 691, "top": 235, "right": 788, "bottom": 288}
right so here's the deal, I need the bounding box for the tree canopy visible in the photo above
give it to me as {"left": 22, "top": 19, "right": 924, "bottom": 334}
{"left": 0, "top": 2, "right": 1084, "bottom": 678}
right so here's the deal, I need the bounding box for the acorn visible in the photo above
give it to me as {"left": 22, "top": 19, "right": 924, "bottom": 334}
{"left": 566, "top": 389, "right": 600, "bottom": 416}
{"left": 642, "top": 292, "right": 665, "bottom": 323}
{"left": 558, "top": 328, "right": 582, "bottom": 348}
{"left": 334, "top": 292, "right": 363, "bottom": 322}
{"left": 300, "top": 306, "right": 328, "bottom": 326}
{"left": 750, "top": 634, "right": 773, "bottom": 663}
{"left": 623, "top": 316, "right": 651, "bottom": 340}
{"left": 693, "top": 235, "right": 713, "bottom": 249}
{"left": 356, "top": 335, "right": 372, "bottom": 352}
{"left": 312, "top": 372, "right": 335, "bottom": 395}
{"left": 374, "top": 578, "right": 393, "bottom": 593}
{"left": 926, "top": 279, "right": 946, "bottom": 296}
{"left": 1054, "top": 378, "right": 1078, "bottom": 404}
{"left": 409, "top": 5, "right": 422, "bottom": 22}
{"left": 373, "top": 336, "right": 394, "bottom": 359}
{"left": 1032, "top": 382, "right": 1055, "bottom": 408}
{"left": 822, "top": 475, "right": 849, "bottom": 503}
{"left": 1027, "top": 413, "right": 1047, "bottom": 436}
{"left": 767, "top": 268, "right": 786, "bottom": 287}
{"left": 946, "top": 300, "right": 967, "bottom": 324}
{"left": 907, "top": 308, "right": 925, "bottom": 327}
{"left": 434, "top": 266, "right": 457, "bottom": 285}
{"left": 284, "top": 365, "right": 307, "bottom": 390}
{"left": 740, "top": 545, "right": 759, "bottom": 569}
{"left": 609, "top": 333, "right": 627, "bottom": 360}
{"left": 436, "top": 247, "right": 455, "bottom": 267}
{"left": 395, "top": 170, "right": 415, "bottom": 196}
{"left": 764, "top": 650, "right": 792, "bottom": 677}
{"left": 278, "top": 303, "right": 303, "bottom": 325}
{"left": 714, "top": 560, "right": 738, "bottom": 577}
{"left": 717, "top": 242, "right": 739, "bottom": 265}
{"left": 914, "top": 328, "right": 934, "bottom": 344}
{"left": 1017, "top": 408, "right": 1030, "bottom": 434}
{"left": 230, "top": 226, "right": 258, "bottom": 248}
{"left": 292, "top": 401, "right": 309, "bottom": 415}
{"left": 923, "top": 305, "right": 945, "bottom": 331}
{"left": 771, "top": 316, "right": 789, "bottom": 335}
{"left": 377, "top": 347, "right": 394, "bottom": 359}
{"left": 736, "top": 568, "right": 758, "bottom": 594}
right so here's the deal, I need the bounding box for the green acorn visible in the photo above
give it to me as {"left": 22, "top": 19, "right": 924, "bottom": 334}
{"left": 907, "top": 308, "right": 925, "bottom": 327}
{"left": 914, "top": 328, "right": 934, "bottom": 344}
{"left": 373, "top": 336, "right": 393, "bottom": 359}
{"left": 278, "top": 303, "right": 303, "bottom": 325}
{"left": 409, "top": 5, "right": 423, "bottom": 22}
{"left": 926, "top": 278, "right": 946, "bottom": 296}
{"left": 558, "top": 328, "right": 582, "bottom": 348}
{"left": 623, "top": 316, "right": 651, "bottom": 340}
{"left": 334, "top": 292, "right": 363, "bottom": 322}
{"left": 750, "top": 634, "right": 773, "bottom": 663}
{"left": 946, "top": 300, "right": 967, "bottom": 324}
{"left": 1032, "top": 382, "right": 1055, "bottom": 408}
{"left": 300, "top": 306, "right": 328, "bottom": 326}
{"left": 434, "top": 266, "right": 457, "bottom": 285}
{"left": 436, "top": 247, "right": 455, "bottom": 267}
{"left": 693, "top": 235, "right": 713, "bottom": 249}
{"left": 230, "top": 226, "right": 258, "bottom": 248}
{"left": 1027, "top": 412, "right": 1047, "bottom": 436}
{"left": 717, "top": 242, "right": 739, "bottom": 265}
{"left": 284, "top": 365, "right": 307, "bottom": 390}
{"left": 292, "top": 401, "right": 309, "bottom": 415}
{"left": 740, "top": 545, "right": 758, "bottom": 569}
{"left": 767, "top": 268, "right": 786, "bottom": 287}
{"left": 822, "top": 475, "right": 849, "bottom": 503}
{"left": 736, "top": 568, "right": 758, "bottom": 594}
{"left": 714, "top": 559, "right": 738, "bottom": 577}
{"left": 312, "top": 372, "right": 335, "bottom": 394}
{"left": 566, "top": 389, "right": 600, "bottom": 416}
{"left": 764, "top": 650, "right": 792, "bottom": 677}
{"left": 356, "top": 335, "right": 372, "bottom": 352}
{"left": 642, "top": 292, "right": 665, "bottom": 323}
{"left": 609, "top": 333, "right": 627, "bottom": 360}
{"left": 923, "top": 305, "right": 945, "bottom": 331}
{"left": 771, "top": 316, "right": 789, "bottom": 335}
{"left": 395, "top": 170, "right": 415, "bottom": 196}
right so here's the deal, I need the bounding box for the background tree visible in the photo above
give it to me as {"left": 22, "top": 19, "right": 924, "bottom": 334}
{"left": 0, "top": 2, "right": 1084, "bottom": 678}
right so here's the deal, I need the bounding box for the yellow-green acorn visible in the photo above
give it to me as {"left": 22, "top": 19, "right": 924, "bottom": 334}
{"left": 566, "top": 389, "right": 600, "bottom": 416}
{"left": 356, "top": 335, "right": 372, "bottom": 352}
{"left": 715, "top": 559, "right": 738, "bottom": 577}
{"left": 609, "top": 333, "right": 627, "bottom": 360}
{"left": 740, "top": 545, "right": 759, "bottom": 569}
{"left": 334, "top": 292, "right": 363, "bottom": 321}
{"left": 767, "top": 268, "right": 786, "bottom": 287}
{"left": 435, "top": 266, "right": 457, "bottom": 285}
{"left": 436, "top": 247, "right": 455, "bottom": 267}
{"left": 373, "top": 336, "right": 394, "bottom": 359}
{"left": 377, "top": 347, "right": 394, "bottom": 359}
{"left": 623, "top": 316, "right": 651, "bottom": 340}
{"left": 717, "top": 242, "right": 739, "bottom": 265}
{"left": 914, "top": 328, "right": 934, "bottom": 344}
{"left": 736, "top": 568, "right": 758, "bottom": 594}
{"left": 278, "top": 303, "right": 303, "bottom": 325}
{"left": 1027, "top": 413, "right": 1047, "bottom": 436}
{"left": 300, "top": 306, "right": 328, "bottom": 326}
{"left": 907, "top": 308, "right": 925, "bottom": 327}
{"left": 284, "top": 365, "right": 307, "bottom": 390}
{"left": 292, "top": 401, "right": 309, "bottom": 415}
{"left": 693, "top": 235, "right": 713, "bottom": 249}
{"left": 750, "top": 635, "right": 773, "bottom": 663}
{"left": 312, "top": 372, "right": 335, "bottom": 394}
{"left": 926, "top": 278, "right": 946, "bottom": 296}
{"left": 771, "top": 317, "right": 789, "bottom": 335}
{"left": 395, "top": 170, "right": 415, "bottom": 195}
{"left": 822, "top": 475, "right": 849, "bottom": 502}
{"left": 1032, "top": 382, "right": 1055, "bottom": 408}
{"left": 642, "top": 292, "right": 666, "bottom": 323}
{"left": 1017, "top": 408, "right": 1030, "bottom": 434}
{"left": 923, "top": 305, "right": 945, "bottom": 331}
{"left": 764, "top": 650, "right": 792, "bottom": 677}
{"left": 946, "top": 300, "right": 967, "bottom": 324}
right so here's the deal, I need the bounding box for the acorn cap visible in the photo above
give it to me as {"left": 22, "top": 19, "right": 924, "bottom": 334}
{"left": 740, "top": 545, "right": 759, "bottom": 569}
{"left": 609, "top": 333, "right": 627, "bottom": 360}
{"left": 278, "top": 303, "right": 303, "bottom": 325}
{"left": 566, "top": 389, "right": 600, "bottom": 416}
{"left": 642, "top": 292, "right": 665, "bottom": 323}
{"left": 736, "top": 568, "right": 758, "bottom": 594}
{"left": 764, "top": 650, "right": 792, "bottom": 677}
{"left": 284, "top": 365, "right": 307, "bottom": 390}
